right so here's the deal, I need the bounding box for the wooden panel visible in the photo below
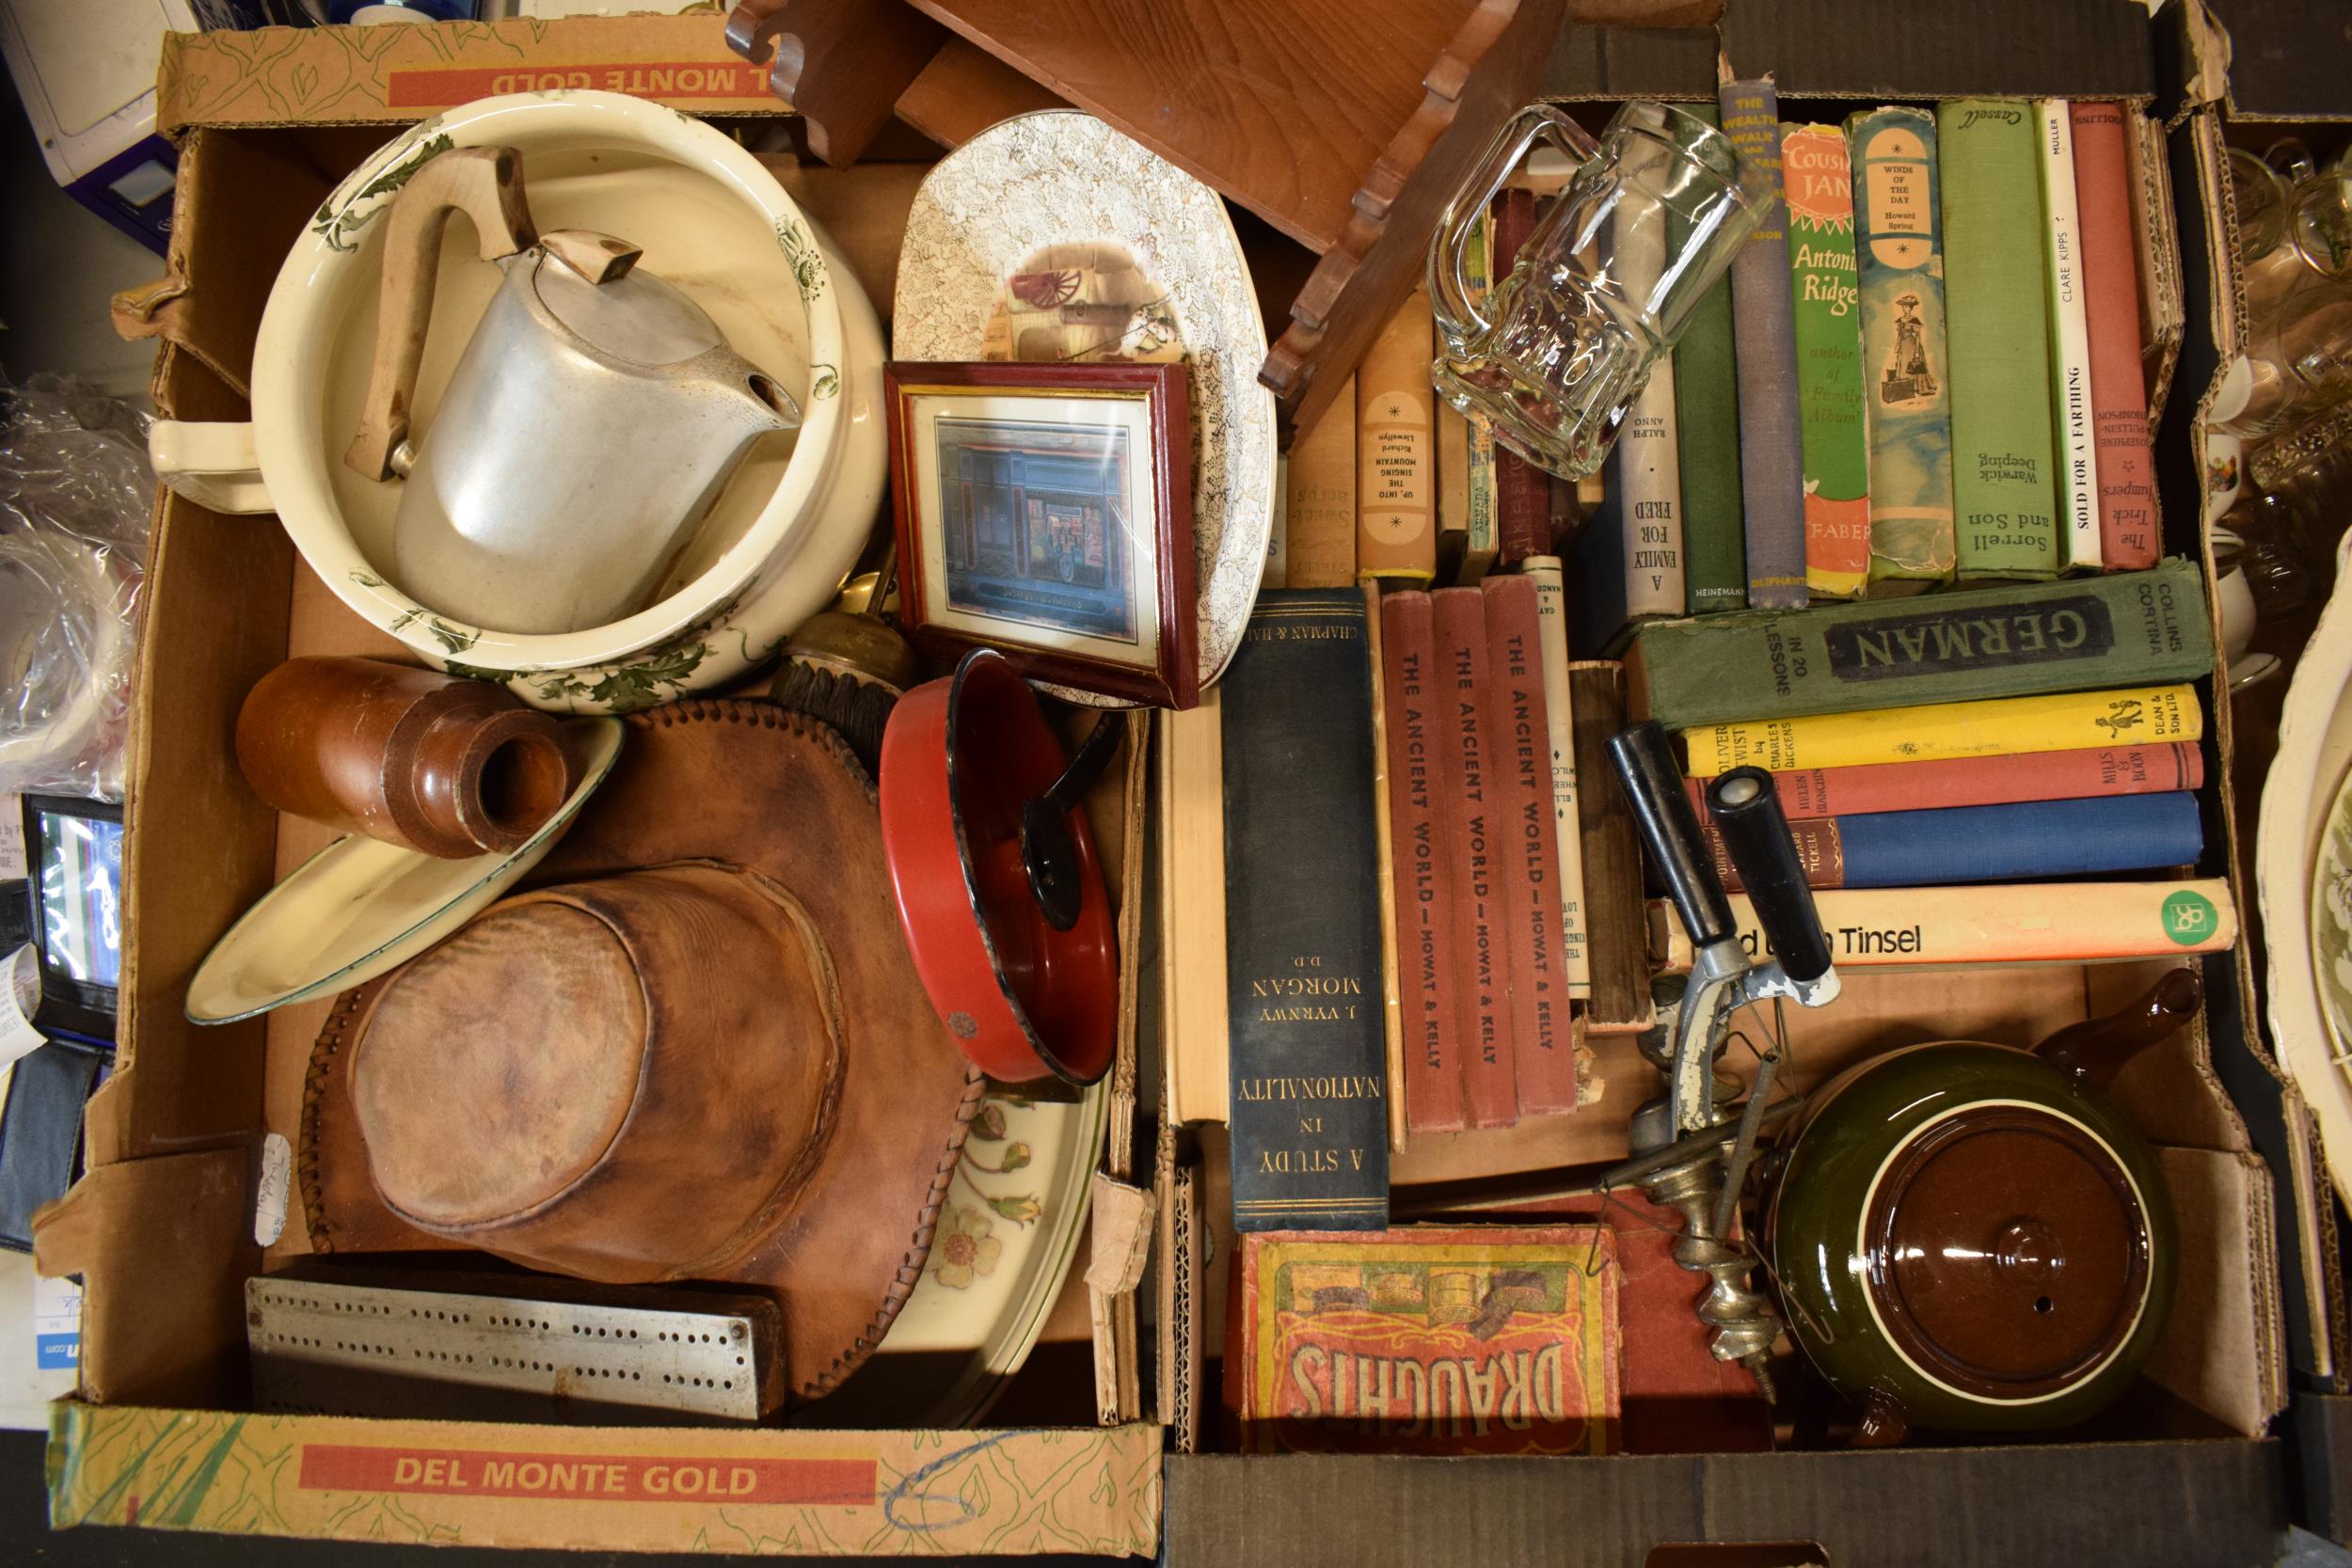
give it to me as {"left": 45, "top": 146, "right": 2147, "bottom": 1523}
{"left": 725, "top": 0, "right": 948, "bottom": 166}
{"left": 901, "top": 0, "right": 1482, "bottom": 252}
{"left": 894, "top": 36, "right": 1067, "bottom": 150}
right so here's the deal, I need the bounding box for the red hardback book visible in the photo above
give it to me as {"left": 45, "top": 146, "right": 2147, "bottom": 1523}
{"left": 1684, "top": 742, "right": 2204, "bottom": 819}
{"left": 1479, "top": 575, "right": 1577, "bottom": 1116}
{"left": 1489, "top": 189, "right": 1551, "bottom": 566}
{"left": 2070, "top": 103, "right": 2159, "bottom": 569}
{"left": 1378, "top": 592, "right": 1468, "bottom": 1133}
{"left": 1431, "top": 587, "right": 1518, "bottom": 1129}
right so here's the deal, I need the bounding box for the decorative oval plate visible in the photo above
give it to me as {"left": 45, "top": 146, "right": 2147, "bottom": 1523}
{"left": 2259, "top": 529, "right": 2352, "bottom": 1208}
{"left": 184, "top": 719, "right": 624, "bottom": 1023}
{"left": 810, "top": 1081, "right": 1107, "bottom": 1427}
{"left": 894, "top": 110, "right": 1277, "bottom": 704}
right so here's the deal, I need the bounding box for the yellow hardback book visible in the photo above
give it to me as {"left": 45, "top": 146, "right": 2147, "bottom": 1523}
{"left": 1683, "top": 683, "right": 2201, "bottom": 773}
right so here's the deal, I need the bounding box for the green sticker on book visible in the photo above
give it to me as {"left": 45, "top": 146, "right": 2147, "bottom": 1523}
{"left": 2162, "top": 890, "right": 2221, "bottom": 946}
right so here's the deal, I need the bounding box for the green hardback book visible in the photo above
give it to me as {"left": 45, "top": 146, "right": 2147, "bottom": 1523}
{"left": 1783, "top": 122, "right": 1871, "bottom": 601}
{"left": 1938, "top": 99, "right": 2060, "bottom": 581}
{"left": 1627, "top": 558, "right": 2211, "bottom": 729}
{"left": 1673, "top": 103, "right": 1745, "bottom": 616}
{"left": 1846, "top": 104, "right": 1957, "bottom": 587}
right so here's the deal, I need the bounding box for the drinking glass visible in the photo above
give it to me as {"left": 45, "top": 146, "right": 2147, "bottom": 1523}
{"left": 1429, "top": 101, "right": 1774, "bottom": 480}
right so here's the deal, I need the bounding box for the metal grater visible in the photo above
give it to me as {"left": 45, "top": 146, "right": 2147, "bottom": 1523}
{"left": 247, "top": 1276, "right": 771, "bottom": 1425}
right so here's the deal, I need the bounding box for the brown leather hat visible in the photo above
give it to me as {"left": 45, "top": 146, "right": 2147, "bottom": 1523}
{"left": 302, "top": 701, "right": 984, "bottom": 1403}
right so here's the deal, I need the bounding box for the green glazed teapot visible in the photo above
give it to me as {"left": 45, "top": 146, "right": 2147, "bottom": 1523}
{"left": 1766, "top": 969, "right": 2197, "bottom": 1444}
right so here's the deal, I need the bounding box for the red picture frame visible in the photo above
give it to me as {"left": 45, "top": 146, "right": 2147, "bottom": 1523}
{"left": 885, "top": 361, "right": 1199, "bottom": 709}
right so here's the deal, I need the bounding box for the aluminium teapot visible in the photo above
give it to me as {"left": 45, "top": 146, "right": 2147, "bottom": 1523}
{"left": 343, "top": 145, "right": 800, "bottom": 637}
{"left": 1767, "top": 969, "right": 2195, "bottom": 1444}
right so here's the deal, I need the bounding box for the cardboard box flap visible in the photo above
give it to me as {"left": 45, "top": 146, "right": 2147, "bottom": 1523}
{"left": 47, "top": 1405, "right": 1162, "bottom": 1557}
{"left": 2144, "top": 1146, "right": 2287, "bottom": 1435}
{"left": 2206, "top": 0, "right": 2352, "bottom": 121}
{"left": 155, "top": 16, "right": 787, "bottom": 136}
{"left": 1718, "top": 0, "right": 2156, "bottom": 101}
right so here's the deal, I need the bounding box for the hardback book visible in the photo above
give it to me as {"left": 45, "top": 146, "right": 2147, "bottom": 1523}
{"left": 1719, "top": 70, "right": 1807, "bottom": 610}
{"left": 1625, "top": 558, "right": 2212, "bottom": 729}
{"left": 1699, "top": 791, "right": 2203, "bottom": 890}
{"left": 1437, "top": 388, "right": 1470, "bottom": 584}
{"left": 1361, "top": 579, "right": 1406, "bottom": 1154}
{"left": 1377, "top": 592, "right": 1468, "bottom": 1134}
{"left": 1226, "top": 1227, "right": 1621, "bottom": 1456}
{"left": 1651, "top": 877, "right": 2238, "bottom": 972}
{"left": 1939, "top": 99, "right": 2060, "bottom": 581}
{"left": 1522, "top": 557, "right": 1593, "bottom": 996}
{"left": 2038, "top": 100, "right": 2101, "bottom": 573}
{"left": 1456, "top": 210, "right": 1500, "bottom": 582}
{"left": 1672, "top": 104, "right": 1747, "bottom": 617}
{"left": 1490, "top": 188, "right": 1551, "bottom": 569}
{"left": 1682, "top": 681, "right": 2202, "bottom": 773}
{"left": 1480, "top": 575, "right": 1578, "bottom": 1116}
{"left": 1431, "top": 587, "right": 1519, "bottom": 1129}
{"left": 1158, "top": 698, "right": 1231, "bottom": 1128}
{"left": 1846, "top": 104, "right": 1956, "bottom": 588}
{"left": 1683, "top": 741, "right": 2204, "bottom": 819}
{"left": 1286, "top": 374, "right": 1359, "bottom": 588}
{"left": 2071, "top": 102, "right": 2160, "bottom": 569}
{"left": 1219, "top": 590, "right": 1391, "bottom": 1230}
{"left": 1570, "top": 659, "right": 1654, "bottom": 1035}
{"left": 1358, "top": 295, "right": 1438, "bottom": 581}
{"left": 1782, "top": 122, "right": 1871, "bottom": 600}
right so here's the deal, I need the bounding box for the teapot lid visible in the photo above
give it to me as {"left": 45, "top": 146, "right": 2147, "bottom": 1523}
{"left": 531, "top": 241, "right": 724, "bottom": 367}
{"left": 1864, "top": 1105, "right": 2155, "bottom": 1401}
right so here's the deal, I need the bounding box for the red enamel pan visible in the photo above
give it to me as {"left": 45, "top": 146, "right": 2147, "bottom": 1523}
{"left": 879, "top": 648, "right": 1119, "bottom": 1085}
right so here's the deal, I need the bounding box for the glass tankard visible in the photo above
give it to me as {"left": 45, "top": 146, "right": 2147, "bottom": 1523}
{"left": 1430, "top": 101, "right": 1774, "bottom": 480}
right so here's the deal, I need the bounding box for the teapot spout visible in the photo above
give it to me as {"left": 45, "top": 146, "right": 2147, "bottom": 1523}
{"left": 2033, "top": 968, "right": 2204, "bottom": 1092}
{"left": 696, "top": 347, "right": 802, "bottom": 438}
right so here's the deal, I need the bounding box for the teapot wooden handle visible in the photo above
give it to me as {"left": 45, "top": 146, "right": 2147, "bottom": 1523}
{"left": 2034, "top": 967, "right": 2204, "bottom": 1093}
{"left": 343, "top": 146, "right": 538, "bottom": 483}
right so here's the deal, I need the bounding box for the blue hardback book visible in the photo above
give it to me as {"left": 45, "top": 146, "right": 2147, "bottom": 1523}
{"left": 1219, "top": 589, "right": 1391, "bottom": 1231}
{"left": 1825, "top": 791, "right": 2201, "bottom": 889}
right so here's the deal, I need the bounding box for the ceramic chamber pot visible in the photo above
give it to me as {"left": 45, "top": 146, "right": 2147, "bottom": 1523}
{"left": 148, "top": 89, "right": 884, "bottom": 715}
{"left": 1766, "top": 972, "right": 2194, "bottom": 1441}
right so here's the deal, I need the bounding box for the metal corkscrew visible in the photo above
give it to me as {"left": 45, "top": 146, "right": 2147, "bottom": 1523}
{"left": 1606, "top": 723, "right": 1843, "bottom": 1394}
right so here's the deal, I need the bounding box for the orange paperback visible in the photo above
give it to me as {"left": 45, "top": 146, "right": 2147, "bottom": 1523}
{"left": 1226, "top": 1227, "right": 1621, "bottom": 1455}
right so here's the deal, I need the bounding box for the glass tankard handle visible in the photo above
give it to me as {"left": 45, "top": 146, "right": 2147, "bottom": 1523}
{"left": 1427, "top": 103, "right": 1602, "bottom": 344}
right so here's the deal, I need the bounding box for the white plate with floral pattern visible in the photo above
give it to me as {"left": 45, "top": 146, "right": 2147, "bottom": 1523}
{"left": 894, "top": 110, "right": 1277, "bottom": 705}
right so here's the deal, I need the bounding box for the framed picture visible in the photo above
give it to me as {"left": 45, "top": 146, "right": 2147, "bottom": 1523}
{"left": 886, "top": 361, "right": 1199, "bottom": 709}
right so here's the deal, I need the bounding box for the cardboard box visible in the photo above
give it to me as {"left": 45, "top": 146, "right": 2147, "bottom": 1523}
{"left": 33, "top": 19, "right": 1157, "bottom": 1555}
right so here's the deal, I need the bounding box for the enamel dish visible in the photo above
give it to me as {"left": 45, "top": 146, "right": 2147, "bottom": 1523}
{"left": 185, "top": 719, "right": 623, "bottom": 1022}
{"left": 893, "top": 110, "right": 1277, "bottom": 704}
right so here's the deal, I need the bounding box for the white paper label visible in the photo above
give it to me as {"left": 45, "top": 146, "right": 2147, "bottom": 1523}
{"left": 0, "top": 796, "right": 23, "bottom": 879}
{"left": 254, "top": 1132, "right": 292, "bottom": 1247}
{"left": 32, "top": 1272, "right": 81, "bottom": 1375}
{"left": 0, "top": 947, "right": 41, "bottom": 1067}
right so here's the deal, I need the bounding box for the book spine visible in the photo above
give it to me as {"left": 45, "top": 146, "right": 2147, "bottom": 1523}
{"left": 1782, "top": 122, "right": 1871, "bottom": 600}
{"left": 1378, "top": 592, "right": 1469, "bottom": 1133}
{"left": 2071, "top": 102, "right": 2160, "bottom": 570}
{"left": 1432, "top": 587, "right": 1519, "bottom": 1128}
{"left": 1682, "top": 681, "right": 2201, "bottom": 773}
{"left": 1461, "top": 209, "right": 1500, "bottom": 582}
{"left": 1672, "top": 105, "right": 1747, "bottom": 616}
{"left": 1285, "top": 374, "right": 1359, "bottom": 587}
{"left": 1720, "top": 74, "right": 1808, "bottom": 610}
{"left": 1156, "top": 701, "right": 1231, "bottom": 1127}
{"left": 1570, "top": 658, "right": 1652, "bottom": 1034}
{"left": 1705, "top": 792, "right": 2202, "bottom": 890}
{"left": 1219, "top": 590, "right": 1391, "bottom": 1230}
{"left": 1437, "top": 370, "right": 1471, "bottom": 584}
{"left": 1523, "top": 557, "right": 1593, "bottom": 996}
{"left": 1490, "top": 189, "right": 1551, "bottom": 568}
{"left": 1625, "top": 557, "right": 2212, "bottom": 728}
{"left": 1481, "top": 575, "right": 1577, "bottom": 1115}
{"left": 2039, "top": 100, "right": 2102, "bottom": 572}
{"left": 1939, "top": 99, "right": 2060, "bottom": 580}
{"left": 1653, "top": 878, "right": 2237, "bottom": 971}
{"left": 1684, "top": 740, "right": 2204, "bottom": 818}
{"left": 1359, "top": 294, "right": 1438, "bottom": 580}
{"left": 1846, "top": 105, "right": 1956, "bottom": 586}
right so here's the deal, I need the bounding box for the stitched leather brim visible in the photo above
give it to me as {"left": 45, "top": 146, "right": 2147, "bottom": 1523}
{"left": 301, "top": 700, "right": 984, "bottom": 1403}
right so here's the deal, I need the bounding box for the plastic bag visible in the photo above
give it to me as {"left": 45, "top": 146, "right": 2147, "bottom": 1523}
{"left": 0, "top": 375, "right": 152, "bottom": 802}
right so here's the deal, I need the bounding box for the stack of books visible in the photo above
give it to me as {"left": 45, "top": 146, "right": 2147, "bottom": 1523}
{"left": 1630, "top": 560, "right": 2236, "bottom": 971}
{"left": 1566, "top": 91, "right": 2165, "bottom": 654}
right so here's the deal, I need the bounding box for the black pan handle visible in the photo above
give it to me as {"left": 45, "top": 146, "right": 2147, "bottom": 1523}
{"left": 1608, "top": 722, "right": 1736, "bottom": 951}
{"left": 1705, "top": 767, "right": 1834, "bottom": 984}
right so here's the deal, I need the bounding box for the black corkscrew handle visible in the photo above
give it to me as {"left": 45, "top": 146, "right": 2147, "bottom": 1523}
{"left": 1704, "top": 767, "right": 1834, "bottom": 984}
{"left": 1608, "top": 722, "right": 1736, "bottom": 952}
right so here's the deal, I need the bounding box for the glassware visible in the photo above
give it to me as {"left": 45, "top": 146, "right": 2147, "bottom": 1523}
{"left": 1428, "top": 101, "right": 1774, "bottom": 480}
{"left": 2228, "top": 147, "right": 2291, "bottom": 265}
